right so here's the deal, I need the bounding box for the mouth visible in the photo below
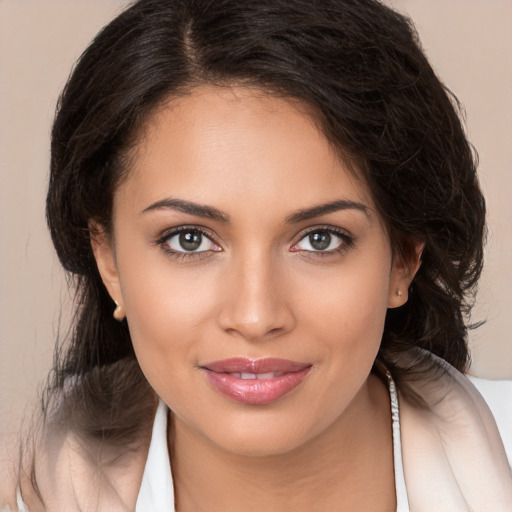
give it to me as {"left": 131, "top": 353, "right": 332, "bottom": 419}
{"left": 200, "top": 358, "right": 312, "bottom": 405}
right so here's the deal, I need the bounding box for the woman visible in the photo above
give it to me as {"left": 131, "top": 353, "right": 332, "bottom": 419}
{"left": 1, "top": 0, "right": 511, "bottom": 510}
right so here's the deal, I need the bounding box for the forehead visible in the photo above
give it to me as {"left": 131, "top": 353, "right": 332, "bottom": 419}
{"left": 117, "top": 85, "right": 374, "bottom": 217}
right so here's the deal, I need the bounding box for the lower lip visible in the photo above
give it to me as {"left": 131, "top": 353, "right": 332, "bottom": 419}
{"left": 202, "top": 367, "right": 311, "bottom": 405}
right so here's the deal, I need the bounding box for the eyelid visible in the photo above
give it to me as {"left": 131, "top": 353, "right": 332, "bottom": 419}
{"left": 157, "top": 225, "right": 218, "bottom": 243}
{"left": 156, "top": 225, "right": 222, "bottom": 257}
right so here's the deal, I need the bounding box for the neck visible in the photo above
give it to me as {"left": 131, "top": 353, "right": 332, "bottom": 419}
{"left": 169, "top": 374, "right": 396, "bottom": 512}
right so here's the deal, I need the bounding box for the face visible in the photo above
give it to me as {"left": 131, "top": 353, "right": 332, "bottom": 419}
{"left": 93, "top": 85, "right": 414, "bottom": 457}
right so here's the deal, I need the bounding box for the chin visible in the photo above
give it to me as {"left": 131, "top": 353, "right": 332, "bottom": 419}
{"left": 197, "top": 410, "right": 319, "bottom": 458}
{"left": 216, "top": 431, "right": 308, "bottom": 458}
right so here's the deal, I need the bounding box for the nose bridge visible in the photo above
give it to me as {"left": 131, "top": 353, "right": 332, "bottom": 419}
{"left": 219, "top": 248, "right": 293, "bottom": 341}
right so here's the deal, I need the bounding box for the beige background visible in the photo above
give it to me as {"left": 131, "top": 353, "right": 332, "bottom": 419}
{"left": 1, "top": 0, "right": 511, "bottom": 437}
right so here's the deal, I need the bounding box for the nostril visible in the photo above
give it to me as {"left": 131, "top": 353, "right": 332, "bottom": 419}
{"left": 217, "top": 286, "right": 296, "bottom": 341}
{"left": 222, "top": 323, "right": 288, "bottom": 342}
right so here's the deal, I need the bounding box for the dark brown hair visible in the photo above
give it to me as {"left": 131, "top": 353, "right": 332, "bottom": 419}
{"left": 43, "top": 0, "right": 483, "bottom": 453}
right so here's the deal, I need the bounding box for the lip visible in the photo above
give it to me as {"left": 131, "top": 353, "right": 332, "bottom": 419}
{"left": 201, "top": 358, "right": 312, "bottom": 405}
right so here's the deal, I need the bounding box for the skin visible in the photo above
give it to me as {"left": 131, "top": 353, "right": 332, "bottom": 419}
{"left": 92, "top": 85, "right": 420, "bottom": 511}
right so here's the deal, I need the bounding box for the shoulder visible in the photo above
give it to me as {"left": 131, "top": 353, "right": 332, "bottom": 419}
{"left": 38, "top": 427, "right": 149, "bottom": 511}
{"left": 1, "top": 359, "right": 157, "bottom": 511}
{"left": 1, "top": 417, "right": 152, "bottom": 512}
{"left": 468, "top": 374, "right": 512, "bottom": 465}
{"left": 397, "top": 349, "right": 512, "bottom": 511}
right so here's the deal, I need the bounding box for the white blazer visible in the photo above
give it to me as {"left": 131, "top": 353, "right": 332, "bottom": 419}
{"left": 134, "top": 365, "right": 512, "bottom": 512}
{"left": 3, "top": 351, "right": 512, "bottom": 511}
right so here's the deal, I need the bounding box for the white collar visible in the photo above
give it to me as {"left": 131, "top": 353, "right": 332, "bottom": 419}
{"left": 136, "top": 377, "right": 409, "bottom": 511}
{"left": 136, "top": 399, "right": 175, "bottom": 511}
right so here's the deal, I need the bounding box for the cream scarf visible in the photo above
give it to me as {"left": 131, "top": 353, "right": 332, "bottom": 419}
{"left": 3, "top": 351, "right": 512, "bottom": 511}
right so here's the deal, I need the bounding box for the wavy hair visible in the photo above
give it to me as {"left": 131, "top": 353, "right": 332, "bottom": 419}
{"left": 41, "top": 0, "right": 484, "bottom": 455}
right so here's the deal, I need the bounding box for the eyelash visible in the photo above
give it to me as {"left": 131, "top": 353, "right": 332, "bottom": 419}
{"left": 291, "top": 226, "right": 355, "bottom": 257}
{"left": 155, "top": 225, "right": 355, "bottom": 261}
{"left": 156, "top": 225, "right": 220, "bottom": 261}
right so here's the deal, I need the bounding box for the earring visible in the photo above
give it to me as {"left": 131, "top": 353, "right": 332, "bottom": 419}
{"left": 396, "top": 289, "right": 402, "bottom": 299}
{"left": 113, "top": 300, "right": 125, "bottom": 321}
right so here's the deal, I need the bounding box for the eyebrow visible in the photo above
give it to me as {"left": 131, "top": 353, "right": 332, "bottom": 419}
{"left": 141, "top": 198, "right": 230, "bottom": 223}
{"left": 285, "top": 200, "right": 369, "bottom": 223}
{"left": 141, "top": 197, "right": 368, "bottom": 224}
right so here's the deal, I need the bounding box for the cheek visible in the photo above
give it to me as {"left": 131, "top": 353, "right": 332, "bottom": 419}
{"left": 114, "top": 243, "right": 220, "bottom": 385}
{"left": 297, "top": 251, "right": 391, "bottom": 351}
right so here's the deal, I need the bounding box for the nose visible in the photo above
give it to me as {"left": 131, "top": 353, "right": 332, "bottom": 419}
{"left": 217, "top": 253, "right": 295, "bottom": 342}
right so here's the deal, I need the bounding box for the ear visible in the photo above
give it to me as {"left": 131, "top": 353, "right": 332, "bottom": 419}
{"left": 89, "top": 220, "right": 125, "bottom": 318}
{"left": 387, "top": 241, "right": 424, "bottom": 309}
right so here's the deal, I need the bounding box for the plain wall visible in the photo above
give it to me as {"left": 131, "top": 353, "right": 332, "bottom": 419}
{"left": 1, "top": 0, "right": 511, "bottom": 437}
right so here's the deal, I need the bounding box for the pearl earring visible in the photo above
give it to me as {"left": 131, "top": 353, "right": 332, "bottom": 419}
{"left": 396, "top": 289, "right": 402, "bottom": 299}
{"left": 113, "top": 300, "right": 125, "bottom": 321}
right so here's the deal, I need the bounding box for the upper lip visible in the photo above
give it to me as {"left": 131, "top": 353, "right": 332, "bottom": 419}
{"left": 201, "top": 358, "right": 311, "bottom": 374}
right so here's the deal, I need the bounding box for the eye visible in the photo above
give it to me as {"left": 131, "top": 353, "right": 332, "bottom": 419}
{"left": 161, "top": 228, "right": 220, "bottom": 254}
{"left": 292, "top": 228, "right": 352, "bottom": 253}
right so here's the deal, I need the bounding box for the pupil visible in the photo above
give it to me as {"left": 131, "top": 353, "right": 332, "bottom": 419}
{"left": 310, "top": 231, "right": 331, "bottom": 250}
{"left": 179, "top": 231, "right": 202, "bottom": 251}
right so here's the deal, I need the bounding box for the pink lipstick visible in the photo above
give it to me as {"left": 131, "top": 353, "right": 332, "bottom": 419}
{"left": 201, "top": 358, "right": 312, "bottom": 405}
